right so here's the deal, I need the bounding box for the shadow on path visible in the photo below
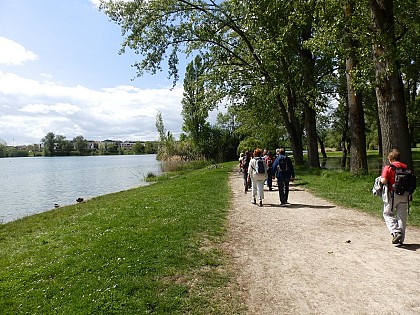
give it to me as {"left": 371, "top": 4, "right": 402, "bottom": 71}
{"left": 396, "top": 244, "right": 420, "bottom": 251}
{"left": 261, "top": 203, "right": 336, "bottom": 209}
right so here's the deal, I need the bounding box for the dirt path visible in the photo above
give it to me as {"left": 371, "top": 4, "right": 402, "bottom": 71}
{"left": 227, "top": 171, "right": 420, "bottom": 315}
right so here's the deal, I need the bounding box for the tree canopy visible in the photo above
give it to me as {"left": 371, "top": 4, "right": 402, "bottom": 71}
{"left": 101, "top": 0, "right": 420, "bottom": 171}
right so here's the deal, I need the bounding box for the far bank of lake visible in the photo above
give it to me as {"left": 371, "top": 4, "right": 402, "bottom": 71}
{"left": 0, "top": 155, "right": 161, "bottom": 223}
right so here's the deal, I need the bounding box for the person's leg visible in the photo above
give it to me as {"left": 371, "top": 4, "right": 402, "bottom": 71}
{"left": 251, "top": 178, "right": 257, "bottom": 203}
{"left": 395, "top": 195, "right": 409, "bottom": 243}
{"left": 383, "top": 196, "right": 399, "bottom": 234}
{"left": 383, "top": 194, "right": 403, "bottom": 244}
{"left": 243, "top": 172, "right": 248, "bottom": 193}
{"left": 278, "top": 178, "right": 286, "bottom": 204}
{"left": 284, "top": 179, "right": 290, "bottom": 203}
{"left": 257, "top": 180, "right": 265, "bottom": 206}
{"left": 267, "top": 170, "right": 272, "bottom": 190}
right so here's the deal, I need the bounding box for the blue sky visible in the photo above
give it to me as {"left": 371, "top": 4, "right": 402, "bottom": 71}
{"left": 0, "top": 0, "right": 195, "bottom": 145}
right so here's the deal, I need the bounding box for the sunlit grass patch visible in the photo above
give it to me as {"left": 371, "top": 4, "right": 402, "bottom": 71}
{"left": 0, "top": 162, "right": 244, "bottom": 314}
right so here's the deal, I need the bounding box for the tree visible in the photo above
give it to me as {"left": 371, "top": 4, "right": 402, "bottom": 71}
{"left": 155, "top": 111, "right": 177, "bottom": 160}
{"left": 100, "top": 0, "right": 313, "bottom": 165}
{"left": 344, "top": 0, "right": 368, "bottom": 174}
{"left": 181, "top": 55, "right": 210, "bottom": 156}
{"left": 133, "top": 141, "right": 145, "bottom": 154}
{"left": 101, "top": 0, "right": 419, "bottom": 168}
{"left": 55, "top": 135, "right": 71, "bottom": 156}
{"left": 370, "top": 0, "right": 412, "bottom": 167}
{"left": 73, "top": 135, "right": 88, "bottom": 156}
{"left": 42, "top": 132, "right": 55, "bottom": 156}
{"left": 0, "top": 139, "right": 6, "bottom": 158}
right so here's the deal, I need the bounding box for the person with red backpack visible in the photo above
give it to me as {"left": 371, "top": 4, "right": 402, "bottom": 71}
{"left": 380, "top": 149, "right": 410, "bottom": 245}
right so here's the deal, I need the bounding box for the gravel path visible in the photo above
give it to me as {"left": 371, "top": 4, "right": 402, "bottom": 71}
{"left": 227, "top": 171, "right": 420, "bottom": 315}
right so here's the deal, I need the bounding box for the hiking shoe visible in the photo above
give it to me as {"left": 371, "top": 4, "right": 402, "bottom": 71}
{"left": 259, "top": 200, "right": 263, "bottom": 207}
{"left": 392, "top": 232, "right": 403, "bottom": 244}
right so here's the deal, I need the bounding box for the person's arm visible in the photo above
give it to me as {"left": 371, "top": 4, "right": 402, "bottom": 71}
{"left": 271, "top": 158, "right": 278, "bottom": 177}
{"left": 380, "top": 165, "right": 389, "bottom": 184}
{"left": 248, "top": 159, "right": 253, "bottom": 175}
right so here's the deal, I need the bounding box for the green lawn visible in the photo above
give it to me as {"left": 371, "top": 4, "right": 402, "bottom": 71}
{"left": 296, "top": 165, "right": 420, "bottom": 226}
{"left": 0, "top": 163, "right": 244, "bottom": 315}
{"left": 1, "top": 158, "right": 419, "bottom": 314}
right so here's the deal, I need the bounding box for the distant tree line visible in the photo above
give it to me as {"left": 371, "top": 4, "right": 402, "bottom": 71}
{"left": 0, "top": 139, "right": 30, "bottom": 158}
{"left": 0, "top": 135, "right": 159, "bottom": 158}
{"left": 40, "top": 132, "right": 158, "bottom": 157}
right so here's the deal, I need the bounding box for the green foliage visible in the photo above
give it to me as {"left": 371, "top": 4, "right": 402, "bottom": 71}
{"left": 0, "top": 163, "right": 244, "bottom": 314}
{"left": 42, "top": 131, "right": 56, "bottom": 156}
{"left": 73, "top": 135, "right": 88, "bottom": 156}
{"left": 101, "top": 0, "right": 420, "bottom": 166}
{"left": 181, "top": 55, "right": 210, "bottom": 151}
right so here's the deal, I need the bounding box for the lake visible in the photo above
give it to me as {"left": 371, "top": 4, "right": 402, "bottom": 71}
{"left": 0, "top": 155, "right": 161, "bottom": 223}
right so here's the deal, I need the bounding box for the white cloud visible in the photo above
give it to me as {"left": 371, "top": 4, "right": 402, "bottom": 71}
{"left": 0, "top": 71, "right": 184, "bottom": 145}
{"left": 0, "top": 37, "right": 38, "bottom": 65}
{"left": 20, "top": 103, "right": 82, "bottom": 115}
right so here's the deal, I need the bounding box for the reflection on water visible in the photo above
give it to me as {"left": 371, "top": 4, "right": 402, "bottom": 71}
{"left": 0, "top": 155, "right": 161, "bottom": 223}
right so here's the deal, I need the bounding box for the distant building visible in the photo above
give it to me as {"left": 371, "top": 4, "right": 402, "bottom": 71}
{"left": 120, "top": 141, "right": 137, "bottom": 150}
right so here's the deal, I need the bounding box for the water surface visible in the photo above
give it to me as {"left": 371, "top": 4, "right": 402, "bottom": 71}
{"left": 0, "top": 155, "right": 161, "bottom": 223}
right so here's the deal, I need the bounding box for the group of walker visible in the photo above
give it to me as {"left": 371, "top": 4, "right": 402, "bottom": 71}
{"left": 239, "top": 147, "right": 295, "bottom": 207}
{"left": 240, "top": 147, "right": 416, "bottom": 246}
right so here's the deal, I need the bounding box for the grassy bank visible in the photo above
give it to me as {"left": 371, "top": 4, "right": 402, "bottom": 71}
{"left": 0, "top": 163, "right": 244, "bottom": 315}
{"left": 2, "top": 159, "right": 419, "bottom": 315}
{"left": 296, "top": 166, "right": 420, "bottom": 227}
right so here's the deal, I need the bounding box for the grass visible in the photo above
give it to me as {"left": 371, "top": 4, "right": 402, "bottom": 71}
{"left": 296, "top": 166, "right": 420, "bottom": 226}
{"left": 304, "top": 148, "right": 420, "bottom": 225}
{"left": 1, "top": 156, "right": 419, "bottom": 314}
{"left": 0, "top": 163, "right": 244, "bottom": 315}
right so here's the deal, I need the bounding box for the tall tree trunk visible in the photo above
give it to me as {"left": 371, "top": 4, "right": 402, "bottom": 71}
{"left": 370, "top": 0, "right": 413, "bottom": 167}
{"left": 318, "top": 135, "right": 327, "bottom": 158}
{"left": 374, "top": 96, "right": 383, "bottom": 155}
{"left": 304, "top": 104, "right": 320, "bottom": 167}
{"left": 344, "top": 1, "right": 368, "bottom": 174}
{"left": 300, "top": 18, "right": 320, "bottom": 168}
{"left": 274, "top": 93, "right": 304, "bottom": 165}
{"left": 341, "top": 98, "right": 350, "bottom": 169}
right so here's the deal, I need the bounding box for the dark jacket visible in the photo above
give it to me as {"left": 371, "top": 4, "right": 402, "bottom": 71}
{"left": 272, "top": 155, "right": 295, "bottom": 180}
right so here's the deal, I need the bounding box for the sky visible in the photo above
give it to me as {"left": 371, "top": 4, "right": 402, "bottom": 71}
{"left": 0, "top": 0, "right": 201, "bottom": 146}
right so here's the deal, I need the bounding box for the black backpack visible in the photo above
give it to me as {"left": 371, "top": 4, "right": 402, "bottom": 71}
{"left": 390, "top": 164, "right": 417, "bottom": 195}
{"left": 256, "top": 158, "right": 265, "bottom": 174}
{"left": 277, "top": 156, "right": 288, "bottom": 172}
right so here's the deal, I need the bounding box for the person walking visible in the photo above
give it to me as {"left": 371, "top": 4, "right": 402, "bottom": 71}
{"left": 272, "top": 147, "right": 295, "bottom": 206}
{"left": 380, "top": 149, "right": 409, "bottom": 245}
{"left": 238, "top": 152, "right": 244, "bottom": 173}
{"left": 265, "top": 151, "right": 275, "bottom": 191}
{"left": 242, "top": 150, "right": 251, "bottom": 193}
{"left": 248, "top": 148, "right": 267, "bottom": 207}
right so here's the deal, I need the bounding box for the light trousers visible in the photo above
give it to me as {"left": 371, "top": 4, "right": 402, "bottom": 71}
{"left": 251, "top": 179, "right": 265, "bottom": 201}
{"left": 383, "top": 192, "right": 409, "bottom": 242}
